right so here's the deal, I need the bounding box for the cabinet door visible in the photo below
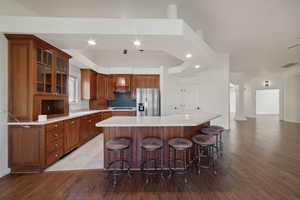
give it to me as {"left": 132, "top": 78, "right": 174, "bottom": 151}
{"left": 95, "top": 113, "right": 103, "bottom": 134}
{"left": 105, "top": 75, "right": 115, "bottom": 100}
{"left": 36, "top": 48, "right": 53, "bottom": 94}
{"left": 131, "top": 75, "right": 160, "bottom": 99}
{"left": 9, "top": 125, "right": 44, "bottom": 171}
{"left": 64, "top": 118, "right": 80, "bottom": 153}
{"left": 55, "top": 56, "right": 69, "bottom": 96}
{"left": 79, "top": 117, "right": 90, "bottom": 144}
{"left": 112, "top": 75, "right": 131, "bottom": 92}
{"left": 81, "top": 69, "right": 97, "bottom": 100}
{"left": 90, "top": 71, "right": 97, "bottom": 100}
{"left": 97, "top": 74, "right": 106, "bottom": 99}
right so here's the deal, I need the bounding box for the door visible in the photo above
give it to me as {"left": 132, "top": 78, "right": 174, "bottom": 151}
{"left": 256, "top": 89, "right": 280, "bottom": 115}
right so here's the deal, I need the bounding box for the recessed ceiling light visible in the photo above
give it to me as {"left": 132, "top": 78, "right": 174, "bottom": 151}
{"left": 133, "top": 40, "right": 141, "bottom": 46}
{"left": 88, "top": 39, "right": 96, "bottom": 46}
{"left": 185, "top": 53, "right": 192, "bottom": 58}
{"left": 195, "top": 65, "right": 200, "bottom": 69}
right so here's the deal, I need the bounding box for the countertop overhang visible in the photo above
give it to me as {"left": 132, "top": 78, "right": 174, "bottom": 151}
{"left": 96, "top": 112, "right": 221, "bottom": 127}
{"left": 7, "top": 108, "right": 136, "bottom": 125}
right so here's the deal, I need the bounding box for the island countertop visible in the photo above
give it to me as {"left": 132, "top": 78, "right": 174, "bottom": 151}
{"left": 96, "top": 112, "right": 221, "bottom": 127}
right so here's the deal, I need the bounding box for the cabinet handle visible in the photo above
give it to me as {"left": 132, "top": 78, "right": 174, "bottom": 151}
{"left": 55, "top": 154, "right": 58, "bottom": 157}
{"left": 71, "top": 121, "right": 75, "bottom": 124}
{"left": 55, "top": 124, "right": 58, "bottom": 128}
{"left": 55, "top": 144, "right": 58, "bottom": 147}
{"left": 54, "top": 134, "right": 58, "bottom": 137}
{"left": 89, "top": 120, "right": 92, "bottom": 123}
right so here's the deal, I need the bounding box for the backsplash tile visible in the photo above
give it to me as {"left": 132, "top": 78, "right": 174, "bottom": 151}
{"left": 108, "top": 92, "right": 136, "bottom": 107}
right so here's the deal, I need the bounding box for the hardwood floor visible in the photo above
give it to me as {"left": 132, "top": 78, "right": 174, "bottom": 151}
{"left": 1, "top": 116, "right": 300, "bottom": 200}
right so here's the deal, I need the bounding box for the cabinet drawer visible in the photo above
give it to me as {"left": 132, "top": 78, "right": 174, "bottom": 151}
{"left": 46, "top": 138, "right": 63, "bottom": 154}
{"left": 46, "top": 128, "right": 64, "bottom": 143}
{"left": 46, "top": 122, "right": 64, "bottom": 132}
{"left": 46, "top": 148, "right": 63, "bottom": 166}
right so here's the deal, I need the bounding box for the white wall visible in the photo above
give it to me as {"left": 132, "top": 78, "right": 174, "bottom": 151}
{"left": 69, "top": 64, "right": 89, "bottom": 112}
{"left": 256, "top": 89, "right": 279, "bottom": 115}
{"left": 162, "top": 65, "right": 230, "bottom": 129}
{"left": 0, "top": 34, "right": 9, "bottom": 177}
{"left": 243, "top": 74, "right": 283, "bottom": 118}
{"left": 284, "top": 75, "right": 300, "bottom": 123}
{"left": 230, "top": 86, "right": 236, "bottom": 113}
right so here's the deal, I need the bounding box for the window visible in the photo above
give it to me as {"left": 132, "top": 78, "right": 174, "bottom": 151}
{"left": 69, "top": 76, "right": 78, "bottom": 103}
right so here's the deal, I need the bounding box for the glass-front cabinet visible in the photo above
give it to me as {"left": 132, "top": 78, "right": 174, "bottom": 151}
{"left": 35, "top": 47, "right": 69, "bottom": 96}
{"left": 36, "top": 48, "right": 53, "bottom": 93}
{"left": 56, "top": 57, "right": 68, "bottom": 95}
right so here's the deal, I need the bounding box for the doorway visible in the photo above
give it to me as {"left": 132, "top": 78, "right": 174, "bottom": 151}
{"left": 230, "top": 83, "right": 237, "bottom": 118}
{"left": 256, "top": 89, "right": 280, "bottom": 115}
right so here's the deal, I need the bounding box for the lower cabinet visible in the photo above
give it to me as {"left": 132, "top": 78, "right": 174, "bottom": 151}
{"left": 45, "top": 121, "right": 64, "bottom": 166}
{"left": 64, "top": 118, "right": 80, "bottom": 154}
{"left": 8, "top": 112, "right": 112, "bottom": 173}
{"left": 112, "top": 111, "right": 136, "bottom": 116}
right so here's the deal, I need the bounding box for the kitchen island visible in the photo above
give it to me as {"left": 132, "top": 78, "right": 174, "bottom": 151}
{"left": 96, "top": 112, "right": 221, "bottom": 169}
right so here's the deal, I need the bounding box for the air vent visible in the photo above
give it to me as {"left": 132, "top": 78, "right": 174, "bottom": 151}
{"left": 281, "top": 62, "right": 299, "bottom": 68}
{"left": 123, "top": 49, "right": 128, "bottom": 54}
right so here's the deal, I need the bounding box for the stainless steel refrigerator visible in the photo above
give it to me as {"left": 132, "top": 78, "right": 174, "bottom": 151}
{"left": 136, "top": 88, "right": 160, "bottom": 116}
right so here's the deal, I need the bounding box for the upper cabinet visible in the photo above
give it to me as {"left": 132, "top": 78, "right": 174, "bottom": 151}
{"left": 105, "top": 75, "right": 115, "bottom": 100}
{"left": 55, "top": 56, "right": 69, "bottom": 95}
{"left": 131, "top": 75, "right": 160, "bottom": 99}
{"left": 80, "top": 69, "right": 97, "bottom": 100}
{"left": 36, "top": 48, "right": 53, "bottom": 93}
{"left": 95, "top": 73, "right": 115, "bottom": 100}
{"left": 112, "top": 74, "right": 131, "bottom": 93}
{"left": 6, "top": 34, "right": 71, "bottom": 121}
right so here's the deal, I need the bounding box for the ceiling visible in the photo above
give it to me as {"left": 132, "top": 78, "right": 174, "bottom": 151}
{"left": 14, "top": 0, "right": 300, "bottom": 75}
{"left": 81, "top": 49, "right": 183, "bottom": 68}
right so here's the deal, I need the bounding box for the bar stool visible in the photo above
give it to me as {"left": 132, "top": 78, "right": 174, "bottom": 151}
{"left": 201, "top": 127, "right": 221, "bottom": 157}
{"left": 168, "top": 138, "right": 193, "bottom": 183}
{"left": 140, "top": 137, "right": 164, "bottom": 183}
{"left": 192, "top": 134, "right": 217, "bottom": 175}
{"left": 106, "top": 137, "right": 132, "bottom": 186}
{"left": 210, "top": 125, "right": 225, "bottom": 155}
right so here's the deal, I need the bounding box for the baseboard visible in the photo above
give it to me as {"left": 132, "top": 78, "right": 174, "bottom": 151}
{"left": 234, "top": 116, "right": 247, "bottom": 121}
{"left": 283, "top": 119, "right": 300, "bottom": 124}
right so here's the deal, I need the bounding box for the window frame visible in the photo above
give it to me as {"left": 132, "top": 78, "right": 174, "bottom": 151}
{"left": 68, "top": 75, "right": 79, "bottom": 104}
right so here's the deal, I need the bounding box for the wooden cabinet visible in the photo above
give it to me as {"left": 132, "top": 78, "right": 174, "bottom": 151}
{"left": 55, "top": 56, "right": 69, "bottom": 95}
{"left": 105, "top": 75, "right": 115, "bottom": 100}
{"left": 97, "top": 73, "right": 106, "bottom": 99}
{"left": 6, "top": 34, "right": 71, "bottom": 121}
{"left": 64, "top": 118, "right": 80, "bottom": 153}
{"left": 102, "top": 111, "right": 112, "bottom": 120}
{"left": 112, "top": 74, "right": 131, "bottom": 93}
{"left": 79, "top": 113, "right": 103, "bottom": 144}
{"left": 131, "top": 75, "right": 160, "bottom": 99}
{"left": 112, "top": 111, "right": 136, "bottom": 116}
{"left": 81, "top": 69, "right": 97, "bottom": 100}
{"left": 9, "top": 125, "right": 45, "bottom": 172}
{"left": 9, "top": 112, "right": 104, "bottom": 173}
{"left": 45, "top": 122, "right": 64, "bottom": 166}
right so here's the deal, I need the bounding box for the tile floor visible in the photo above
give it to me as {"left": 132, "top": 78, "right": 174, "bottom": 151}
{"left": 46, "top": 134, "right": 104, "bottom": 171}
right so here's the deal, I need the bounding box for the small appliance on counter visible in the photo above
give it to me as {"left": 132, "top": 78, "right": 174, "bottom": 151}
{"left": 136, "top": 88, "right": 160, "bottom": 116}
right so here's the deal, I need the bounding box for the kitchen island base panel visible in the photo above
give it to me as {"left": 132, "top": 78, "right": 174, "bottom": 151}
{"left": 103, "top": 123, "right": 209, "bottom": 169}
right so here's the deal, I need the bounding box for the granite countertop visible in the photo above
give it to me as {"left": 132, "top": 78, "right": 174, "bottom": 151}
{"left": 96, "top": 112, "right": 221, "bottom": 127}
{"left": 8, "top": 107, "right": 136, "bottom": 126}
